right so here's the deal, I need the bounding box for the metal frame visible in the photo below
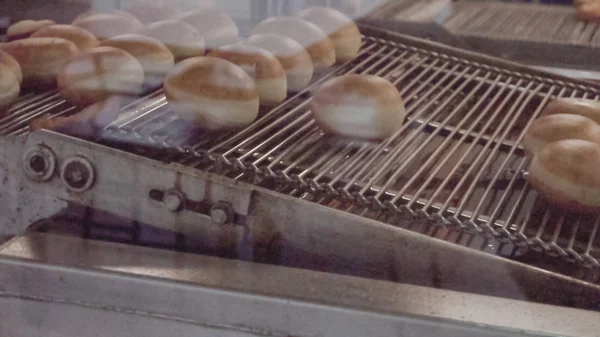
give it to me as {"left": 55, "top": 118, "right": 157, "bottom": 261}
{"left": 2, "top": 130, "right": 600, "bottom": 310}
{"left": 358, "top": 0, "right": 472, "bottom": 49}
{"left": 443, "top": 1, "right": 600, "bottom": 71}
{"left": 99, "top": 26, "right": 600, "bottom": 267}
{"left": 2, "top": 25, "right": 600, "bottom": 268}
{"left": 2, "top": 231, "right": 600, "bottom": 337}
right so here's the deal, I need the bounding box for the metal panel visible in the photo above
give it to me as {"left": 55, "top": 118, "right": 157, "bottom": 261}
{"left": 3, "top": 130, "right": 600, "bottom": 309}
{"left": 1, "top": 298, "right": 265, "bottom": 337}
{"left": 2, "top": 232, "right": 599, "bottom": 337}
{"left": 0, "top": 135, "right": 65, "bottom": 243}
{"left": 99, "top": 27, "right": 600, "bottom": 267}
{"left": 2, "top": 26, "right": 600, "bottom": 268}
{"left": 358, "top": 0, "right": 470, "bottom": 48}
{"left": 444, "top": 1, "right": 600, "bottom": 71}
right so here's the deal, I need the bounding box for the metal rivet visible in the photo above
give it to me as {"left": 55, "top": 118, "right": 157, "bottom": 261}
{"left": 210, "top": 202, "right": 234, "bottom": 226}
{"left": 163, "top": 189, "right": 185, "bottom": 212}
{"left": 60, "top": 156, "right": 95, "bottom": 192}
{"left": 22, "top": 144, "right": 56, "bottom": 182}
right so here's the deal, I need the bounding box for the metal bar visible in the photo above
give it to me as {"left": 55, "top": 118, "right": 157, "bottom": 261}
{"left": 381, "top": 71, "right": 497, "bottom": 202}
{"left": 208, "top": 42, "right": 381, "bottom": 156}
{"left": 405, "top": 74, "right": 507, "bottom": 210}
{"left": 234, "top": 44, "right": 399, "bottom": 167}
{"left": 465, "top": 85, "right": 556, "bottom": 225}
{"left": 3, "top": 232, "right": 600, "bottom": 336}
{"left": 356, "top": 67, "right": 481, "bottom": 200}
{"left": 3, "top": 27, "right": 600, "bottom": 267}
{"left": 340, "top": 62, "right": 466, "bottom": 195}
{"left": 434, "top": 79, "right": 531, "bottom": 222}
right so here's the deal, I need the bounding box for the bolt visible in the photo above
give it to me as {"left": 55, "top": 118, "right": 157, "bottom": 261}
{"left": 60, "top": 156, "right": 95, "bottom": 192}
{"left": 29, "top": 155, "right": 46, "bottom": 173}
{"left": 64, "top": 162, "right": 89, "bottom": 189}
{"left": 164, "top": 189, "right": 185, "bottom": 212}
{"left": 210, "top": 202, "right": 234, "bottom": 226}
{"left": 22, "top": 145, "right": 56, "bottom": 182}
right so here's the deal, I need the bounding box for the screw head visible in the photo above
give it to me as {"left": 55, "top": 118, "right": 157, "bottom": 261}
{"left": 210, "top": 202, "right": 234, "bottom": 226}
{"left": 60, "top": 156, "right": 95, "bottom": 192}
{"left": 22, "top": 145, "right": 56, "bottom": 182}
{"left": 163, "top": 189, "right": 185, "bottom": 212}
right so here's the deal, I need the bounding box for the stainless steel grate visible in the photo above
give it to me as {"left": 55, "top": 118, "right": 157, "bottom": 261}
{"left": 3, "top": 26, "right": 600, "bottom": 268}
{"left": 443, "top": 1, "right": 600, "bottom": 70}
{"left": 444, "top": 1, "right": 592, "bottom": 44}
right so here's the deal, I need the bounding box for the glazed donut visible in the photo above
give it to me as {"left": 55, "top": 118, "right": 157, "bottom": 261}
{"left": 7, "top": 19, "right": 55, "bottom": 41}
{"left": 163, "top": 56, "right": 259, "bottom": 130}
{"left": 209, "top": 44, "right": 286, "bottom": 105}
{"left": 242, "top": 33, "right": 314, "bottom": 91}
{"left": 31, "top": 24, "right": 99, "bottom": 51}
{"left": 296, "top": 7, "right": 361, "bottom": 62}
{"left": 529, "top": 139, "right": 600, "bottom": 210}
{"left": 0, "top": 37, "right": 79, "bottom": 89}
{"left": 252, "top": 17, "right": 335, "bottom": 68}
{"left": 58, "top": 46, "right": 145, "bottom": 106}
{"left": 138, "top": 20, "right": 205, "bottom": 61}
{"left": 311, "top": 74, "right": 405, "bottom": 140}
{"left": 522, "top": 113, "right": 600, "bottom": 155}
{"left": 541, "top": 98, "right": 600, "bottom": 125}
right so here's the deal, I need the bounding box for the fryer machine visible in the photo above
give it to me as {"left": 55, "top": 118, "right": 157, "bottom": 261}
{"left": 443, "top": 1, "right": 600, "bottom": 72}
{"left": 3, "top": 23, "right": 600, "bottom": 335}
{"left": 363, "top": 0, "right": 600, "bottom": 78}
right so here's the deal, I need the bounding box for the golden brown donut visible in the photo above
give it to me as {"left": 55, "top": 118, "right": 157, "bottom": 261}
{"left": 522, "top": 113, "right": 600, "bottom": 155}
{"left": 72, "top": 10, "right": 139, "bottom": 25}
{"left": 7, "top": 20, "right": 55, "bottom": 41}
{"left": 311, "top": 74, "right": 406, "bottom": 140}
{"left": 163, "top": 56, "right": 259, "bottom": 130}
{"left": 100, "top": 34, "right": 174, "bottom": 77}
{"left": 0, "top": 37, "right": 79, "bottom": 89}
{"left": 31, "top": 24, "right": 100, "bottom": 51}
{"left": 209, "top": 44, "right": 286, "bottom": 105}
{"left": 123, "top": 3, "right": 180, "bottom": 23}
{"left": 529, "top": 139, "right": 600, "bottom": 210}
{"left": 0, "top": 50, "right": 22, "bottom": 85}
{"left": 541, "top": 98, "right": 600, "bottom": 125}
{"left": 296, "top": 7, "right": 361, "bottom": 62}
{"left": 576, "top": 2, "right": 600, "bottom": 21}
{"left": 252, "top": 17, "right": 336, "bottom": 68}
{"left": 58, "top": 46, "right": 145, "bottom": 106}
{"left": 138, "top": 20, "right": 205, "bottom": 61}
{"left": 175, "top": 9, "right": 239, "bottom": 50}
{"left": 242, "top": 34, "right": 314, "bottom": 92}
{"left": 73, "top": 13, "right": 143, "bottom": 41}
{"left": 0, "top": 64, "right": 20, "bottom": 109}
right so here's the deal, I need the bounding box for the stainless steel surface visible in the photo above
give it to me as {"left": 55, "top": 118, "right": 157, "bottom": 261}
{"left": 2, "top": 26, "right": 600, "bottom": 269}
{"left": 0, "top": 135, "right": 66, "bottom": 241}
{"left": 2, "top": 232, "right": 600, "bottom": 337}
{"left": 444, "top": 2, "right": 582, "bottom": 44}
{"left": 0, "top": 131, "right": 253, "bottom": 250}
{"left": 443, "top": 1, "right": 600, "bottom": 71}
{"left": 114, "top": 27, "right": 600, "bottom": 268}
{"left": 359, "top": 0, "right": 470, "bottom": 49}
{"left": 2, "top": 130, "right": 600, "bottom": 309}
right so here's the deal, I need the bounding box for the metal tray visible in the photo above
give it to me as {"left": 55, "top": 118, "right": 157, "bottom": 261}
{"left": 444, "top": 1, "right": 600, "bottom": 71}
{"left": 2, "top": 24, "right": 600, "bottom": 268}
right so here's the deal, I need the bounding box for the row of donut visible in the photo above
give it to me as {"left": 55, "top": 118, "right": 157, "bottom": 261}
{"left": 522, "top": 98, "right": 600, "bottom": 211}
{"left": 1, "top": 6, "right": 409, "bottom": 142}
{"left": 0, "top": 6, "right": 362, "bottom": 106}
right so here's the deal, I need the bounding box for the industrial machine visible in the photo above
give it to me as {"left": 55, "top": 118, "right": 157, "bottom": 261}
{"left": 362, "top": 0, "right": 600, "bottom": 79}
{"left": 2, "top": 1, "right": 600, "bottom": 336}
